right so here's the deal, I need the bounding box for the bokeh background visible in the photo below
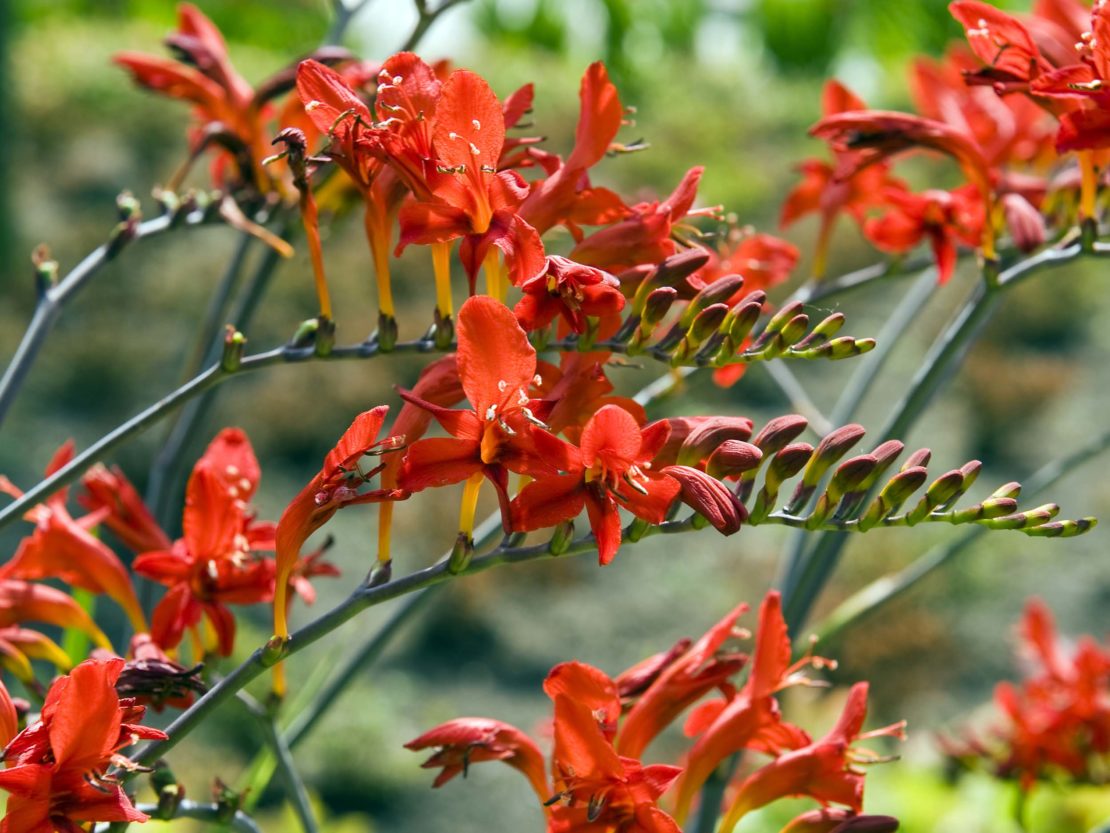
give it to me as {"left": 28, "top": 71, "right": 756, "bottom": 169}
{"left": 1, "top": 1, "right": 1109, "bottom": 831}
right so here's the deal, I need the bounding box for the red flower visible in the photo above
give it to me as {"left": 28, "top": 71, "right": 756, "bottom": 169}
{"left": 949, "top": 0, "right": 1045, "bottom": 87}
{"left": 134, "top": 428, "right": 276, "bottom": 657}
{"left": 0, "top": 444, "right": 146, "bottom": 634}
{"left": 511, "top": 404, "right": 680, "bottom": 565}
{"left": 405, "top": 718, "right": 549, "bottom": 804}
{"left": 570, "top": 167, "right": 714, "bottom": 272}
{"left": 946, "top": 598, "right": 1110, "bottom": 791}
{"left": 719, "top": 683, "right": 906, "bottom": 833}
{"left": 863, "top": 185, "right": 985, "bottom": 283}
{"left": 0, "top": 580, "right": 113, "bottom": 682}
{"left": 396, "top": 70, "right": 546, "bottom": 294}
{"left": 515, "top": 255, "right": 625, "bottom": 334}
{"left": 616, "top": 602, "right": 749, "bottom": 759}
{"left": 519, "top": 62, "right": 629, "bottom": 238}
{"left": 79, "top": 464, "right": 171, "bottom": 555}
{"left": 537, "top": 350, "right": 646, "bottom": 445}
{"left": 273, "top": 407, "right": 405, "bottom": 643}
{"left": 0, "top": 658, "right": 167, "bottom": 833}
{"left": 399, "top": 296, "right": 559, "bottom": 534}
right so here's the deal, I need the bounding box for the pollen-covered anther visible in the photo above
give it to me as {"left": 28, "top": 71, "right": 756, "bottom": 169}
{"left": 305, "top": 100, "right": 321, "bottom": 111}
{"left": 469, "top": 142, "right": 481, "bottom": 156}
{"left": 393, "top": 75, "right": 403, "bottom": 84}
{"left": 497, "top": 380, "right": 509, "bottom": 392}
{"left": 521, "top": 407, "right": 547, "bottom": 429}
{"left": 485, "top": 404, "right": 498, "bottom": 420}
{"left": 448, "top": 131, "right": 459, "bottom": 140}
{"left": 472, "top": 119, "right": 481, "bottom": 129}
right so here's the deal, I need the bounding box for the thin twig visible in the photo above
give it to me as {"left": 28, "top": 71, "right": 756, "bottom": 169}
{"left": 0, "top": 206, "right": 217, "bottom": 427}
{"left": 259, "top": 713, "right": 320, "bottom": 833}
{"left": 129, "top": 801, "right": 262, "bottom": 833}
{"left": 400, "top": 0, "right": 472, "bottom": 53}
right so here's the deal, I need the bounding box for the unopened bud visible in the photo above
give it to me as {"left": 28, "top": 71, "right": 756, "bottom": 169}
{"left": 663, "top": 465, "right": 746, "bottom": 535}
{"left": 448, "top": 532, "right": 473, "bottom": 574}
{"left": 643, "top": 286, "right": 678, "bottom": 326}
{"left": 793, "top": 312, "right": 845, "bottom": 349}
{"left": 706, "top": 440, "right": 763, "bottom": 479}
{"left": 752, "top": 414, "right": 809, "bottom": 455}
{"left": 901, "top": 448, "right": 931, "bottom": 471}
{"left": 905, "top": 469, "right": 966, "bottom": 524}
{"left": 433, "top": 310, "right": 454, "bottom": 350}
{"left": 377, "top": 311, "right": 399, "bottom": 352}
{"left": 755, "top": 299, "right": 804, "bottom": 342}
{"left": 630, "top": 249, "right": 711, "bottom": 315}
{"left": 991, "top": 481, "right": 1022, "bottom": 499}
{"left": 548, "top": 520, "right": 575, "bottom": 555}
{"left": 678, "top": 417, "right": 755, "bottom": 465}
{"left": 678, "top": 275, "right": 745, "bottom": 330}
{"left": 986, "top": 503, "right": 1060, "bottom": 530}
{"left": 1001, "top": 193, "right": 1047, "bottom": 253}
{"left": 797, "top": 424, "right": 866, "bottom": 492}
{"left": 221, "top": 326, "right": 246, "bottom": 372}
{"left": 807, "top": 454, "right": 878, "bottom": 529}
{"left": 750, "top": 442, "right": 814, "bottom": 523}
{"left": 858, "top": 466, "right": 929, "bottom": 531}
{"left": 1022, "top": 516, "right": 1096, "bottom": 537}
{"left": 725, "top": 297, "right": 764, "bottom": 345}
{"left": 31, "top": 245, "right": 58, "bottom": 296}
{"left": 823, "top": 336, "right": 876, "bottom": 360}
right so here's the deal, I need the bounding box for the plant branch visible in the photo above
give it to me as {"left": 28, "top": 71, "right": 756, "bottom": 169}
{"left": 0, "top": 204, "right": 218, "bottom": 428}
{"left": 129, "top": 801, "right": 262, "bottom": 833}
{"left": 259, "top": 713, "right": 320, "bottom": 833}
{"left": 400, "top": 0, "right": 472, "bottom": 52}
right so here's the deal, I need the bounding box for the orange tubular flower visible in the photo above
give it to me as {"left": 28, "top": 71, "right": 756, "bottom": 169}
{"left": 134, "top": 429, "right": 277, "bottom": 658}
{"left": 0, "top": 658, "right": 167, "bottom": 833}
{"left": 113, "top": 3, "right": 271, "bottom": 191}
{"left": 945, "top": 598, "right": 1110, "bottom": 792}
{"left": 405, "top": 718, "right": 550, "bottom": 804}
{"left": 398, "top": 297, "right": 560, "bottom": 538}
{"left": 781, "top": 80, "right": 901, "bottom": 279}
{"left": 0, "top": 579, "right": 113, "bottom": 681}
{"left": 616, "top": 602, "right": 749, "bottom": 759}
{"left": 519, "top": 61, "right": 629, "bottom": 238}
{"left": 949, "top": 0, "right": 1046, "bottom": 88}
{"left": 719, "top": 683, "right": 906, "bottom": 833}
{"left": 0, "top": 444, "right": 146, "bottom": 634}
{"left": 863, "top": 184, "right": 985, "bottom": 283}
{"left": 810, "top": 110, "right": 997, "bottom": 258}
{"left": 511, "top": 404, "right": 680, "bottom": 565}
{"left": 396, "top": 70, "right": 546, "bottom": 297}
{"left": 672, "top": 592, "right": 815, "bottom": 824}
{"left": 570, "top": 167, "right": 713, "bottom": 273}
{"left": 273, "top": 406, "right": 406, "bottom": 644}
{"left": 79, "top": 464, "right": 172, "bottom": 555}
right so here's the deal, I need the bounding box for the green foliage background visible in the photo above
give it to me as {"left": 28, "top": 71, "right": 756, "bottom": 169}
{"left": 0, "top": 1, "right": 1108, "bottom": 831}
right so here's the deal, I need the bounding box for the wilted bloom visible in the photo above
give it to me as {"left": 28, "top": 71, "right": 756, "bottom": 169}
{"left": 0, "top": 658, "right": 167, "bottom": 833}
{"left": 514, "top": 255, "right": 625, "bottom": 334}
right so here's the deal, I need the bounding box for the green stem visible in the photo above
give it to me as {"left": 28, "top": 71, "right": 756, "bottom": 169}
{"left": 0, "top": 206, "right": 217, "bottom": 427}
{"left": 129, "top": 801, "right": 262, "bottom": 833}
{"left": 777, "top": 267, "right": 937, "bottom": 596}
{"left": 260, "top": 713, "right": 319, "bottom": 833}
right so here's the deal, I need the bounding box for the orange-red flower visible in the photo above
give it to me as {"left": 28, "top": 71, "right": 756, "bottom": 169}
{"left": 863, "top": 184, "right": 985, "bottom": 283}
{"left": 0, "top": 658, "right": 167, "bottom": 833}
{"left": 399, "top": 296, "right": 560, "bottom": 531}
{"left": 79, "top": 464, "right": 172, "bottom": 555}
{"left": 273, "top": 406, "right": 405, "bottom": 642}
{"left": 718, "top": 683, "right": 906, "bottom": 833}
{"left": 514, "top": 255, "right": 625, "bottom": 334}
{"left": 0, "top": 580, "right": 112, "bottom": 682}
{"left": 511, "top": 404, "right": 680, "bottom": 565}
{"left": 0, "top": 444, "right": 145, "bottom": 634}
{"left": 134, "top": 428, "right": 276, "bottom": 657}
{"left": 396, "top": 70, "right": 546, "bottom": 293}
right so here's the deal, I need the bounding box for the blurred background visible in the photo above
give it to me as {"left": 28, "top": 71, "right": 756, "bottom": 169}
{"left": 1, "top": 1, "right": 1109, "bottom": 831}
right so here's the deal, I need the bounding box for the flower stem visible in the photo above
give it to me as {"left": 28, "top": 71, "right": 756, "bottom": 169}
{"left": 458, "top": 471, "right": 484, "bottom": 540}
{"left": 432, "top": 241, "right": 454, "bottom": 318}
{"left": 365, "top": 208, "right": 395, "bottom": 318}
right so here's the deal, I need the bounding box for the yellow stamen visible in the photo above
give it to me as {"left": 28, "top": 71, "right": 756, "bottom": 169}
{"left": 1080, "top": 151, "right": 1099, "bottom": 221}
{"left": 458, "top": 472, "right": 484, "bottom": 539}
{"left": 377, "top": 501, "right": 394, "bottom": 565}
{"left": 432, "top": 241, "right": 454, "bottom": 317}
{"left": 364, "top": 209, "right": 394, "bottom": 318}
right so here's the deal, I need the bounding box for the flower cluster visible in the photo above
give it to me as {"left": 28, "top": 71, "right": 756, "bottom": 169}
{"left": 944, "top": 598, "right": 1110, "bottom": 793}
{"left": 408, "top": 592, "right": 904, "bottom": 833}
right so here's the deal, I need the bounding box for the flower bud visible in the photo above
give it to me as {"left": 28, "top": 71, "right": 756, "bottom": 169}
{"left": 677, "top": 417, "right": 754, "bottom": 466}
{"left": 905, "top": 468, "right": 966, "bottom": 524}
{"left": 724, "top": 296, "right": 765, "bottom": 345}
{"left": 901, "top": 448, "right": 931, "bottom": 471}
{"left": 662, "top": 465, "right": 746, "bottom": 535}
{"left": 787, "top": 424, "right": 866, "bottom": 513}
{"left": 750, "top": 442, "right": 814, "bottom": 523}
{"left": 678, "top": 275, "right": 745, "bottom": 330}
{"left": 706, "top": 440, "right": 763, "bottom": 479}
{"left": 857, "top": 466, "right": 929, "bottom": 531}
{"left": 806, "top": 454, "right": 878, "bottom": 529}
{"left": 221, "top": 326, "right": 246, "bottom": 372}
{"left": 1022, "top": 516, "right": 1097, "bottom": 537}
{"left": 991, "top": 481, "right": 1022, "bottom": 499}
{"left": 1001, "top": 192, "right": 1047, "bottom": 253}
{"left": 643, "top": 286, "right": 678, "bottom": 326}
{"left": 753, "top": 299, "right": 804, "bottom": 344}
{"left": 630, "top": 249, "right": 711, "bottom": 315}
{"left": 792, "top": 312, "right": 845, "bottom": 350}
